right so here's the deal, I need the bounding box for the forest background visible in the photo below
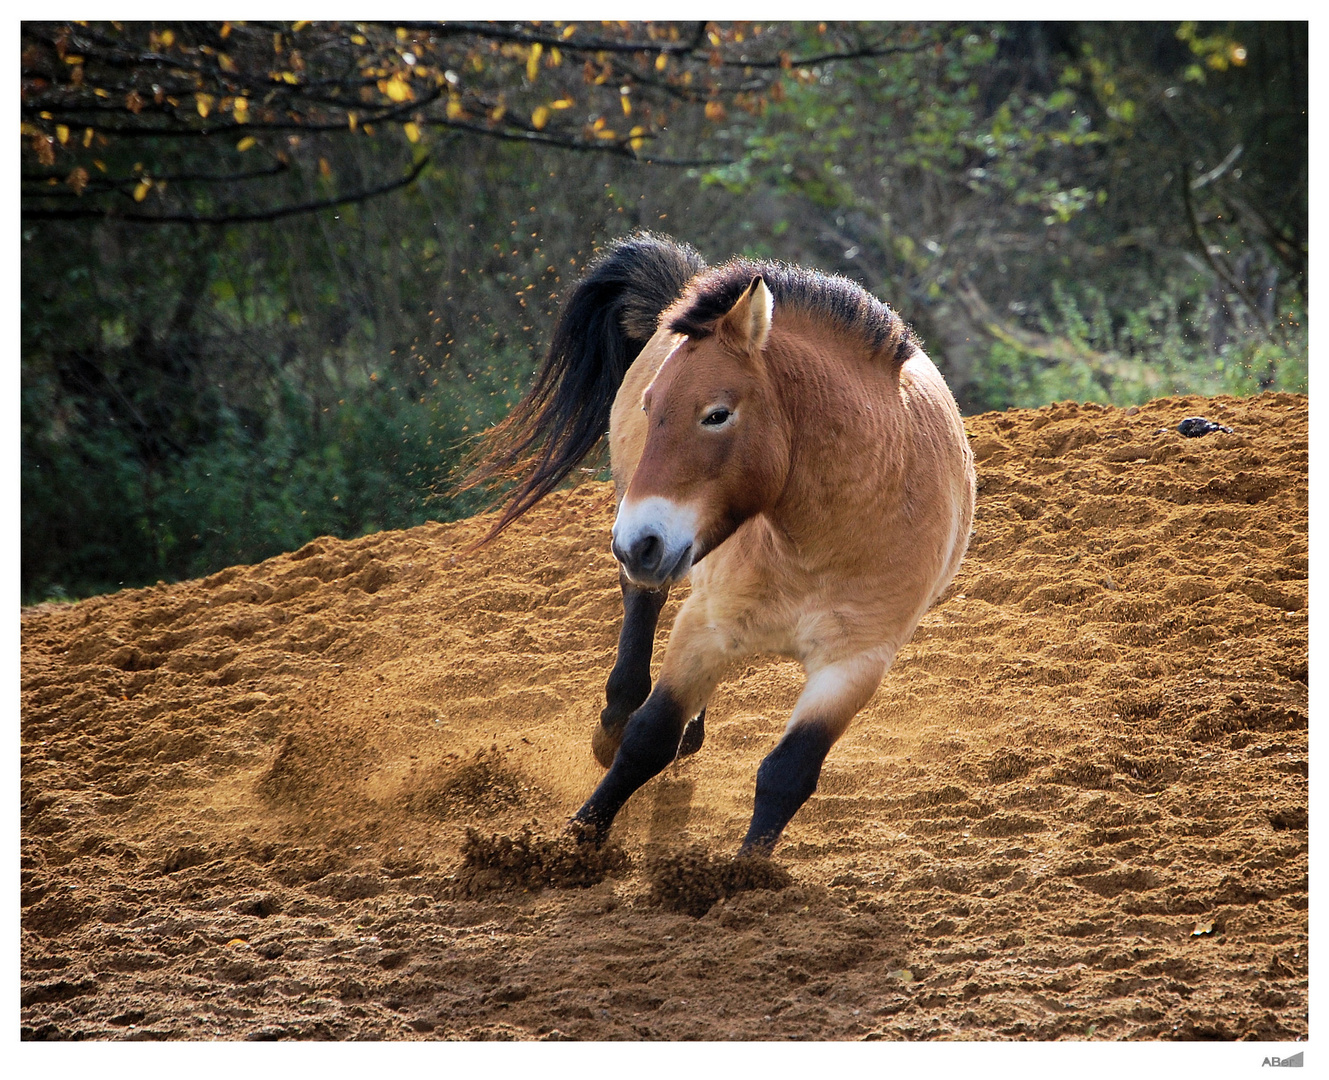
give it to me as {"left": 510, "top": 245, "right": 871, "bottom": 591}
{"left": 19, "top": 20, "right": 1308, "bottom": 603}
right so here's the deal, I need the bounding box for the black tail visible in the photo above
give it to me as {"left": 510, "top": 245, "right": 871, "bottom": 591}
{"left": 459, "top": 232, "right": 705, "bottom": 543}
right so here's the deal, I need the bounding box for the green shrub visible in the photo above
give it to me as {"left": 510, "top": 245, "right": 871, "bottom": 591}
{"left": 965, "top": 283, "right": 1307, "bottom": 414}
{"left": 21, "top": 372, "right": 506, "bottom": 605}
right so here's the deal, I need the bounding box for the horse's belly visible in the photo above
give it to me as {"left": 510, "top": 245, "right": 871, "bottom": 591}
{"left": 690, "top": 533, "right": 931, "bottom": 669}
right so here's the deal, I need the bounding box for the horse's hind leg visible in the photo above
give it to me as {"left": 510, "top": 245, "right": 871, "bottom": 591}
{"left": 739, "top": 651, "right": 890, "bottom": 857}
{"left": 593, "top": 572, "right": 669, "bottom": 768}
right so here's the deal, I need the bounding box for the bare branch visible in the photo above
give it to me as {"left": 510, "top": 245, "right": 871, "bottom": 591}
{"left": 23, "top": 156, "right": 430, "bottom": 225}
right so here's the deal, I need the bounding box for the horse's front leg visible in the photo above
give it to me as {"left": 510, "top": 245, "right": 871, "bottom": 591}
{"left": 738, "top": 650, "right": 891, "bottom": 857}
{"left": 593, "top": 571, "right": 669, "bottom": 768}
{"left": 592, "top": 571, "right": 705, "bottom": 768}
{"left": 574, "top": 598, "right": 727, "bottom": 840}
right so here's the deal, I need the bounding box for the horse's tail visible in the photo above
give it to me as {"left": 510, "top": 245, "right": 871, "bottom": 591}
{"left": 459, "top": 232, "right": 705, "bottom": 544}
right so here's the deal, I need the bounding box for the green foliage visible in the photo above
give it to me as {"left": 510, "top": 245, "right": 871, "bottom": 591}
{"left": 20, "top": 369, "right": 505, "bottom": 604}
{"left": 965, "top": 284, "right": 1308, "bottom": 414}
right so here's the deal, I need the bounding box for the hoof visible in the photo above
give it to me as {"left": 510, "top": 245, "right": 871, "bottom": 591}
{"left": 564, "top": 818, "right": 606, "bottom": 846}
{"left": 591, "top": 722, "right": 621, "bottom": 769}
{"left": 736, "top": 837, "right": 777, "bottom": 859}
{"left": 676, "top": 710, "right": 706, "bottom": 759}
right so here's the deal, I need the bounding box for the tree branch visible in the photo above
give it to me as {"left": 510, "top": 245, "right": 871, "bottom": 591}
{"left": 23, "top": 156, "right": 430, "bottom": 225}
{"left": 387, "top": 21, "right": 710, "bottom": 57}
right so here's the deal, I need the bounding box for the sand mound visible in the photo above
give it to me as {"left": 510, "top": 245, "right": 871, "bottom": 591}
{"left": 21, "top": 392, "right": 1307, "bottom": 1040}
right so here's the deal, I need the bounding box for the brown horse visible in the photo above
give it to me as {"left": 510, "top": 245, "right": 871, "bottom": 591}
{"left": 465, "top": 233, "right": 975, "bottom": 855}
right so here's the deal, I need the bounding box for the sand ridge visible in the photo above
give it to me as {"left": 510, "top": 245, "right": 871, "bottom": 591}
{"left": 21, "top": 392, "right": 1307, "bottom": 1040}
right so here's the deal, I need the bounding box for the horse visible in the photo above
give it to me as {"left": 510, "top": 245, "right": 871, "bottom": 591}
{"left": 464, "top": 232, "right": 975, "bottom": 856}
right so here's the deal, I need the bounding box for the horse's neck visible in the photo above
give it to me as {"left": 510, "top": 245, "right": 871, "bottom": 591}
{"left": 767, "top": 339, "right": 907, "bottom": 536}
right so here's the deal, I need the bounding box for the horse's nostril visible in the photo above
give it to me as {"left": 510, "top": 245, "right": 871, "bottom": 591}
{"left": 633, "top": 533, "right": 663, "bottom": 572}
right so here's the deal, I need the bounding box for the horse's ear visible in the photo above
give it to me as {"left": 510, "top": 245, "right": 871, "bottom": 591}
{"left": 717, "top": 275, "right": 773, "bottom": 357}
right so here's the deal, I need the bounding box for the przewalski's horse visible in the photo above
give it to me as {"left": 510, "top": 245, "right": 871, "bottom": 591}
{"left": 464, "top": 233, "right": 975, "bottom": 856}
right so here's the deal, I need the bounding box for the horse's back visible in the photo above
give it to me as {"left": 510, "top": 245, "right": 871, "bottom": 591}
{"left": 897, "top": 349, "right": 975, "bottom": 597}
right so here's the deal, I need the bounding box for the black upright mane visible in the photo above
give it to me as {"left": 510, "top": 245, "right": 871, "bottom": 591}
{"left": 667, "top": 259, "right": 917, "bottom": 364}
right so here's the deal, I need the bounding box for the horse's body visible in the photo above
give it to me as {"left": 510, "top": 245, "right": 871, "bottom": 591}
{"left": 468, "top": 234, "right": 974, "bottom": 855}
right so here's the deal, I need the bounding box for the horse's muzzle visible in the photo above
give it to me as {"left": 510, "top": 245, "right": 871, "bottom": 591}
{"left": 612, "top": 496, "right": 698, "bottom": 589}
{"left": 612, "top": 531, "right": 694, "bottom": 589}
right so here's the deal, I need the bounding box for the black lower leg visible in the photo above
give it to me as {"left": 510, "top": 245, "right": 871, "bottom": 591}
{"left": 595, "top": 576, "right": 669, "bottom": 766}
{"left": 739, "top": 723, "right": 836, "bottom": 856}
{"left": 574, "top": 684, "right": 689, "bottom": 840}
{"left": 677, "top": 709, "right": 705, "bottom": 758}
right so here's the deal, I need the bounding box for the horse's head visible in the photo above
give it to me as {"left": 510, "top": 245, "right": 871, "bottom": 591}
{"left": 613, "top": 276, "right": 791, "bottom": 588}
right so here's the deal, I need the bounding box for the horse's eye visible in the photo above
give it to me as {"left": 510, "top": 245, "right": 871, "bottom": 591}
{"left": 701, "top": 407, "right": 732, "bottom": 427}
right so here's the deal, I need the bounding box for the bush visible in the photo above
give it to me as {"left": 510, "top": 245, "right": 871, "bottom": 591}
{"left": 21, "top": 372, "right": 505, "bottom": 605}
{"left": 964, "top": 283, "right": 1307, "bottom": 414}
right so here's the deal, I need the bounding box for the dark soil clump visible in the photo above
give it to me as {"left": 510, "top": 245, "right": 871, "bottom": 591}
{"left": 647, "top": 848, "right": 793, "bottom": 917}
{"left": 450, "top": 824, "right": 629, "bottom": 895}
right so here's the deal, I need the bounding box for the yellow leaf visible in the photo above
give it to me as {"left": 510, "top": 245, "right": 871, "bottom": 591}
{"left": 705, "top": 100, "right": 726, "bottom": 121}
{"left": 550, "top": 98, "right": 573, "bottom": 110}
{"left": 19, "top": 122, "right": 42, "bottom": 137}
{"left": 446, "top": 96, "right": 463, "bottom": 120}
{"left": 404, "top": 121, "right": 421, "bottom": 143}
{"left": 220, "top": 22, "right": 231, "bottom": 39}
{"left": 655, "top": 53, "right": 668, "bottom": 71}
{"left": 347, "top": 111, "right": 358, "bottom": 132}
{"left": 218, "top": 53, "right": 237, "bottom": 73}
{"left": 56, "top": 124, "right": 69, "bottom": 144}
{"left": 531, "top": 105, "right": 549, "bottom": 130}
{"left": 378, "top": 75, "right": 413, "bottom": 103}
{"left": 350, "top": 34, "right": 367, "bottom": 46}
{"left": 82, "top": 127, "right": 94, "bottom": 147}
{"left": 133, "top": 180, "right": 151, "bottom": 202}
{"left": 595, "top": 127, "right": 616, "bottom": 140}
{"left": 562, "top": 25, "right": 576, "bottom": 39}
{"left": 236, "top": 135, "right": 256, "bottom": 151}
{"left": 232, "top": 97, "right": 250, "bottom": 122}
{"left": 620, "top": 95, "right": 631, "bottom": 117}
{"left": 526, "top": 42, "right": 543, "bottom": 83}
{"left": 292, "top": 20, "right": 309, "bottom": 31}
{"left": 196, "top": 93, "right": 214, "bottom": 118}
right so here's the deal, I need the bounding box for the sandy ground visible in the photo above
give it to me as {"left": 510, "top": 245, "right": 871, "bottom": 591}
{"left": 20, "top": 392, "right": 1307, "bottom": 1041}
